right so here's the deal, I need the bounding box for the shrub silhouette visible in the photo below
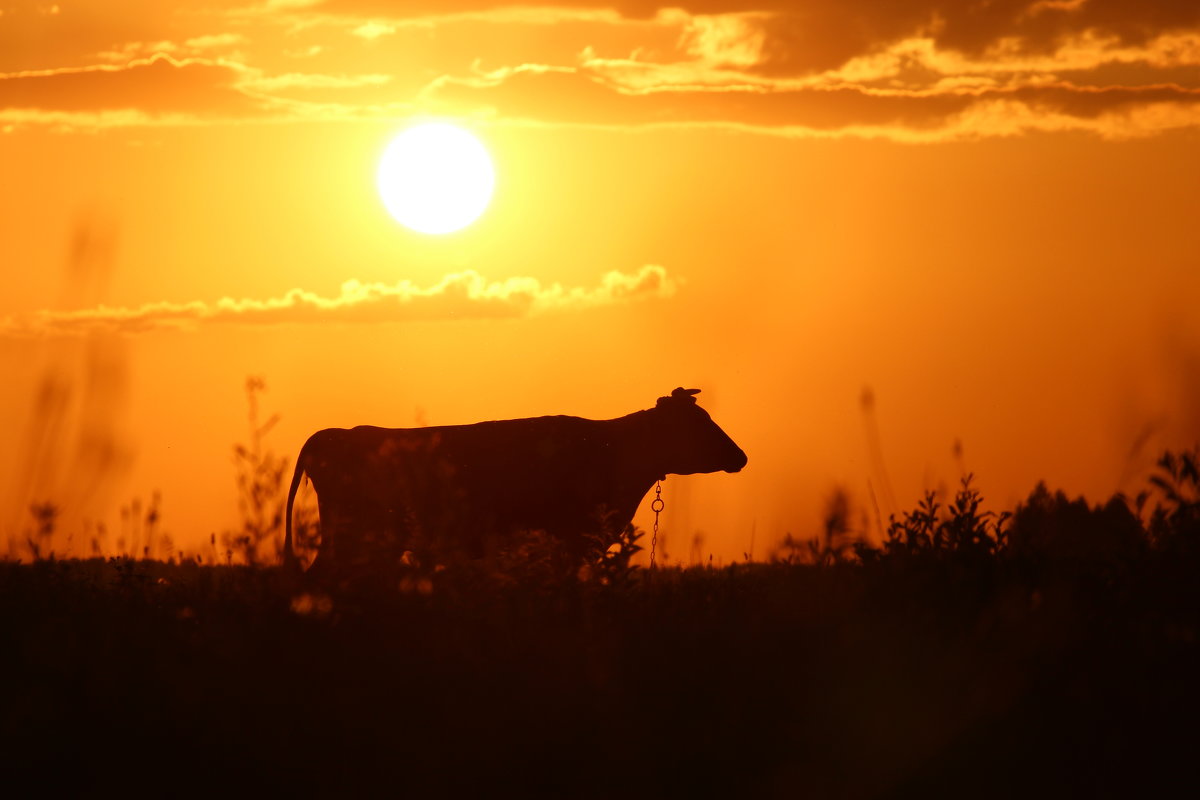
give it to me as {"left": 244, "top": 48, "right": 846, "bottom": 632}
{"left": 223, "top": 376, "right": 288, "bottom": 565}
{"left": 1148, "top": 447, "right": 1200, "bottom": 555}
{"left": 1007, "top": 482, "right": 1146, "bottom": 576}
{"left": 855, "top": 474, "right": 1009, "bottom": 565}
{"left": 851, "top": 453, "right": 1200, "bottom": 574}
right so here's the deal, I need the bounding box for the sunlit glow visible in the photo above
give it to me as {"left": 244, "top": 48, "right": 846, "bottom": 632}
{"left": 376, "top": 122, "right": 495, "bottom": 235}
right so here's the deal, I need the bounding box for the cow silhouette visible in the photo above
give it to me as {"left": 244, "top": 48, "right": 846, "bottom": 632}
{"left": 283, "top": 388, "right": 747, "bottom": 578}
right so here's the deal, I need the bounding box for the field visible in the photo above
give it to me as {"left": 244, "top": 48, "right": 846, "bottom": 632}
{"left": 4, "top": 458, "right": 1200, "bottom": 797}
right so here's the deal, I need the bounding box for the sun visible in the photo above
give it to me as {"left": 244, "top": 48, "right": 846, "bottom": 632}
{"left": 377, "top": 122, "right": 495, "bottom": 235}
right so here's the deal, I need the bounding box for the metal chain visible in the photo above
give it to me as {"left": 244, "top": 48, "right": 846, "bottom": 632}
{"left": 650, "top": 480, "right": 664, "bottom": 569}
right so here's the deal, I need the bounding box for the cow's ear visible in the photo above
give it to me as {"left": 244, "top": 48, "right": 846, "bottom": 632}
{"left": 658, "top": 388, "right": 700, "bottom": 407}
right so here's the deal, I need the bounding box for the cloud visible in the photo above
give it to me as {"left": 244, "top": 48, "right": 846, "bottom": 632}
{"left": 2, "top": 1, "right": 1194, "bottom": 138}
{"left": 95, "top": 33, "right": 248, "bottom": 65}
{"left": 426, "top": 60, "right": 1200, "bottom": 140}
{"left": 0, "top": 52, "right": 395, "bottom": 127}
{"left": 0, "top": 266, "right": 679, "bottom": 337}
{"left": 241, "top": 71, "right": 392, "bottom": 91}
{"left": 351, "top": 21, "right": 397, "bottom": 39}
{"left": 184, "top": 33, "right": 247, "bottom": 50}
{"left": 314, "top": 1, "right": 1200, "bottom": 67}
{"left": 0, "top": 54, "right": 261, "bottom": 117}
{"left": 389, "top": 3, "right": 1197, "bottom": 140}
{"left": 308, "top": 2, "right": 628, "bottom": 28}
{"left": 678, "top": 12, "right": 772, "bottom": 68}
{"left": 569, "top": 24, "right": 1200, "bottom": 95}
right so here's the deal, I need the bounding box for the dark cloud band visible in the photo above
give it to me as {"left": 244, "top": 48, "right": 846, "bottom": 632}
{"left": 0, "top": 266, "right": 679, "bottom": 337}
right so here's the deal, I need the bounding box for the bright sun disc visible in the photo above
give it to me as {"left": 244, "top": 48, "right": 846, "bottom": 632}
{"left": 377, "top": 122, "right": 495, "bottom": 235}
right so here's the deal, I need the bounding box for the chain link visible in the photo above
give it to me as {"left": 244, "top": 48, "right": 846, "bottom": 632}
{"left": 650, "top": 480, "right": 664, "bottom": 569}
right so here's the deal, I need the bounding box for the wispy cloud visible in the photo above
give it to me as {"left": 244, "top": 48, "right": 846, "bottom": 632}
{"left": 0, "top": 54, "right": 259, "bottom": 116}
{"left": 184, "top": 33, "right": 247, "bottom": 50}
{"left": 426, "top": 61, "right": 1200, "bottom": 141}
{"left": 0, "top": 266, "right": 679, "bottom": 338}
{"left": 241, "top": 71, "right": 392, "bottom": 91}
{"left": 0, "top": 53, "right": 394, "bottom": 128}
{"left": 577, "top": 30, "right": 1200, "bottom": 93}
{"left": 351, "top": 21, "right": 397, "bottom": 39}
{"left": 3, "top": 2, "right": 1194, "bottom": 140}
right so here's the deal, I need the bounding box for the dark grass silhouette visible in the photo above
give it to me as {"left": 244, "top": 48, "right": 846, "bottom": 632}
{"left": 284, "top": 387, "right": 747, "bottom": 586}
{"left": 4, "top": 450, "right": 1200, "bottom": 797}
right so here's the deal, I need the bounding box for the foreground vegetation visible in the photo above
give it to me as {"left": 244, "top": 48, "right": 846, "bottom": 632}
{"left": 3, "top": 451, "right": 1199, "bottom": 797}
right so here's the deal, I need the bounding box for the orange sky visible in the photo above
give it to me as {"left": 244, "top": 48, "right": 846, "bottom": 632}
{"left": 1, "top": 0, "right": 1198, "bottom": 562}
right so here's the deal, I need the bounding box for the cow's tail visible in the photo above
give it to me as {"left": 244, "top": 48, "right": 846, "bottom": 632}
{"left": 282, "top": 439, "right": 309, "bottom": 575}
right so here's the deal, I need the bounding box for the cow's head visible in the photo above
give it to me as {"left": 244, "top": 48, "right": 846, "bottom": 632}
{"left": 651, "top": 388, "right": 748, "bottom": 477}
